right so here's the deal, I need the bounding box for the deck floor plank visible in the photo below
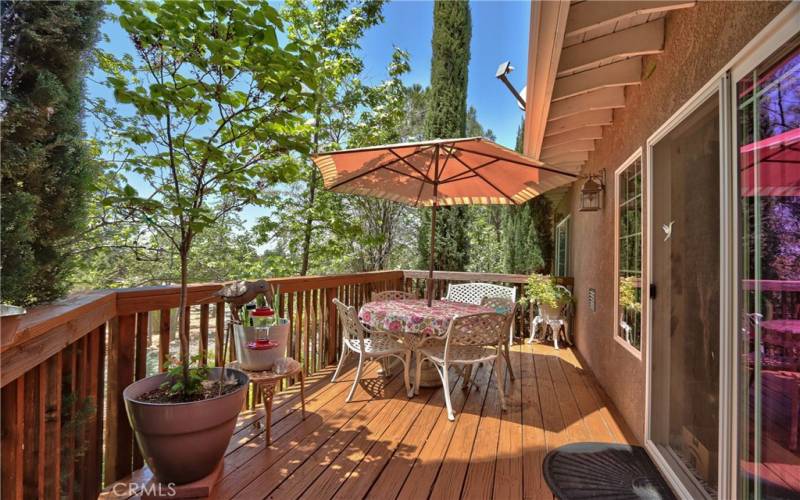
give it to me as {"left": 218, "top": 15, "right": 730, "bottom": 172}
{"left": 428, "top": 361, "right": 494, "bottom": 500}
{"left": 493, "top": 345, "right": 525, "bottom": 500}
{"left": 102, "top": 345, "right": 636, "bottom": 500}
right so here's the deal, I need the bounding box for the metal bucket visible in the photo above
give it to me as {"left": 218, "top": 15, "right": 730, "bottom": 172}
{"left": 232, "top": 319, "right": 289, "bottom": 371}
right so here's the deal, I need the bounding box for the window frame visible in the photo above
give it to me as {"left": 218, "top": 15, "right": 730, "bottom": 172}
{"left": 613, "top": 148, "right": 645, "bottom": 359}
{"left": 554, "top": 215, "right": 570, "bottom": 276}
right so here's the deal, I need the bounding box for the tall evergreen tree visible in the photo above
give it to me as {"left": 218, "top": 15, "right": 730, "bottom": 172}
{"left": 502, "top": 118, "right": 554, "bottom": 274}
{"left": 1, "top": 1, "right": 103, "bottom": 305}
{"left": 418, "top": 0, "right": 472, "bottom": 271}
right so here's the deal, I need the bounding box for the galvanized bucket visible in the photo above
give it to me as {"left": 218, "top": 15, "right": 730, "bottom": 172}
{"left": 232, "top": 319, "right": 289, "bottom": 371}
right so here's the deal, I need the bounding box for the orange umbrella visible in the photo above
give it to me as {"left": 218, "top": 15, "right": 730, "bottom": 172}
{"left": 312, "top": 137, "right": 578, "bottom": 305}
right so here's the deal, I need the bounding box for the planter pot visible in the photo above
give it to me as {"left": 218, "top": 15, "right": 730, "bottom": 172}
{"left": 538, "top": 303, "right": 563, "bottom": 320}
{"left": 233, "top": 319, "right": 289, "bottom": 371}
{"left": 123, "top": 367, "right": 248, "bottom": 485}
{"left": 1, "top": 304, "right": 27, "bottom": 348}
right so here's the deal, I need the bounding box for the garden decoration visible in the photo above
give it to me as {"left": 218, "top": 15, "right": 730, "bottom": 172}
{"left": 215, "top": 279, "right": 273, "bottom": 323}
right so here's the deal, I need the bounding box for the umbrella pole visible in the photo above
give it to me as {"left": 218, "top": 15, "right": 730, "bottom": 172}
{"left": 427, "top": 200, "right": 437, "bottom": 307}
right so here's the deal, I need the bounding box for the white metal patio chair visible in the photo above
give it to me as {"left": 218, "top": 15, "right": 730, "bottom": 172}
{"left": 526, "top": 285, "right": 572, "bottom": 349}
{"left": 371, "top": 290, "right": 418, "bottom": 302}
{"left": 446, "top": 282, "right": 516, "bottom": 305}
{"left": 447, "top": 282, "right": 518, "bottom": 344}
{"left": 417, "top": 312, "right": 508, "bottom": 421}
{"left": 331, "top": 299, "right": 412, "bottom": 401}
{"left": 481, "top": 296, "right": 517, "bottom": 381}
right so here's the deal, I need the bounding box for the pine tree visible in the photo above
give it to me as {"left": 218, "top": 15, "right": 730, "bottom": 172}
{"left": 1, "top": 1, "right": 103, "bottom": 305}
{"left": 418, "top": 0, "right": 472, "bottom": 271}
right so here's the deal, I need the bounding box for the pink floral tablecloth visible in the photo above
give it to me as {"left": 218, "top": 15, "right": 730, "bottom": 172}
{"left": 359, "top": 299, "right": 493, "bottom": 337}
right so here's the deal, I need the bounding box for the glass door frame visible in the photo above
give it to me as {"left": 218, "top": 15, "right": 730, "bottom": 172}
{"left": 728, "top": 11, "right": 800, "bottom": 500}
{"left": 643, "top": 79, "right": 726, "bottom": 500}
{"left": 642, "top": 5, "right": 799, "bottom": 499}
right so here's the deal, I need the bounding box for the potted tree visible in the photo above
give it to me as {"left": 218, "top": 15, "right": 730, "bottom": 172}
{"left": 100, "top": 1, "right": 315, "bottom": 486}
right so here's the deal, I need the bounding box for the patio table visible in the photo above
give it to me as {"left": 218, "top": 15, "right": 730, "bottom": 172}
{"left": 358, "top": 299, "right": 494, "bottom": 387}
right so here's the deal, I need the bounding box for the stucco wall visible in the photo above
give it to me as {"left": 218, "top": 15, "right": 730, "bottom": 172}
{"left": 565, "top": 1, "right": 788, "bottom": 443}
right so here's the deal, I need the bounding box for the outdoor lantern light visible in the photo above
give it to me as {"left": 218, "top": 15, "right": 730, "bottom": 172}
{"left": 579, "top": 171, "right": 605, "bottom": 212}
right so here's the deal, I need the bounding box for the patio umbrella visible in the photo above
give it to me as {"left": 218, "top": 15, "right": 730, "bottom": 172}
{"left": 312, "top": 136, "right": 578, "bottom": 306}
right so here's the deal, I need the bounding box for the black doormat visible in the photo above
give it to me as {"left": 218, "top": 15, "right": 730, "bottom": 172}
{"left": 542, "top": 442, "right": 676, "bottom": 499}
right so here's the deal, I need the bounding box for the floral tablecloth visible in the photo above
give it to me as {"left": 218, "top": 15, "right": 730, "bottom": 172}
{"left": 358, "top": 299, "right": 493, "bottom": 337}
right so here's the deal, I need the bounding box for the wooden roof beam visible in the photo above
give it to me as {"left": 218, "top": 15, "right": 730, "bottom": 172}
{"left": 548, "top": 87, "right": 625, "bottom": 121}
{"left": 553, "top": 57, "right": 642, "bottom": 102}
{"left": 541, "top": 140, "right": 596, "bottom": 157}
{"left": 545, "top": 109, "right": 612, "bottom": 137}
{"left": 542, "top": 126, "right": 604, "bottom": 149}
{"left": 558, "top": 19, "right": 665, "bottom": 76}
{"left": 523, "top": 1, "right": 571, "bottom": 160}
{"left": 565, "top": 0, "right": 695, "bottom": 37}
{"left": 541, "top": 151, "right": 590, "bottom": 164}
{"left": 544, "top": 161, "right": 585, "bottom": 174}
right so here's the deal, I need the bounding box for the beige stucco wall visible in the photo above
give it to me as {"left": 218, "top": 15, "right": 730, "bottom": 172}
{"left": 564, "top": 1, "right": 788, "bottom": 443}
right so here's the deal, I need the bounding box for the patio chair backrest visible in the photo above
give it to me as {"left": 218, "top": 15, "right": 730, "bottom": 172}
{"left": 481, "top": 296, "right": 517, "bottom": 329}
{"left": 444, "top": 312, "right": 507, "bottom": 349}
{"left": 446, "top": 282, "right": 516, "bottom": 305}
{"left": 333, "top": 299, "right": 365, "bottom": 350}
{"left": 371, "top": 290, "right": 417, "bottom": 302}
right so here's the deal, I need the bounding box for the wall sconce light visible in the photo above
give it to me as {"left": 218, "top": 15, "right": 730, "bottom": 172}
{"left": 579, "top": 170, "right": 606, "bottom": 212}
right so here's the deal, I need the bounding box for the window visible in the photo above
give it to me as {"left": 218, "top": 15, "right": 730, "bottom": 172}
{"left": 615, "top": 154, "right": 643, "bottom": 351}
{"left": 554, "top": 216, "right": 570, "bottom": 276}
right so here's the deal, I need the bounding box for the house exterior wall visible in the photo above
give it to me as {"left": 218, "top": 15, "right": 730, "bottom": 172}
{"left": 561, "top": 1, "right": 788, "bottom": 443}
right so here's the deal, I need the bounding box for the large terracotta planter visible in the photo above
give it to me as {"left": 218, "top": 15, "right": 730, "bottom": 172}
{"left": 123, "top": 367, "right": 248, "bottom": 485}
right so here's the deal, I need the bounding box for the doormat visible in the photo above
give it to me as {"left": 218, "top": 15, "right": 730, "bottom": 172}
{"left": 543, "top": 442, "right": 676, "bottom": 499}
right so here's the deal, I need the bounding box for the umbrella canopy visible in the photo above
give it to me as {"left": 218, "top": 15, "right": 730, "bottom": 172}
{"left": 312, "top": 137, "right": 577, "bottom": 206}
{"left": 312, "top": 137, "right": 579, "bottom": 305}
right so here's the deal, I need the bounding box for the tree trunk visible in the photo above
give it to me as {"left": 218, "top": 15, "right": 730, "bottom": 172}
{"left": 178, "top": 249, "right": 190, "bottom": 391}
{"left": 300, "top": 107, "right": 321, "bottom": 276}
{"left": 299, "top": 167, "right": 317, "bottom": 276}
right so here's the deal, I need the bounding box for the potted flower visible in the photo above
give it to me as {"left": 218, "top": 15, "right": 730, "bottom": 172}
{"left": 618, "top": 276, "right": 641, "bottom": 339}
{"left": 522, "top": 273, "right": 572, "bottom": 320}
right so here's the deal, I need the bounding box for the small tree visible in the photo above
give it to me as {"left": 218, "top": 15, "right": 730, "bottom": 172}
{"left": 101, "top": 0, "right": 315, "bottom": 392}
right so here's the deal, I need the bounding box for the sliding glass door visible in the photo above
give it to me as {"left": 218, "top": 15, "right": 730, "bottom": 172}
{"left": 737, "top": 34, "right": 800, "bottom": 499}
{"left": 649, "top": 91, "right": 721, "bottom": 498}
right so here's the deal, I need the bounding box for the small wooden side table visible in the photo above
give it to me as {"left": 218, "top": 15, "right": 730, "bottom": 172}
{"left": 238, "top": 366, "right": 305, "bottom": 446}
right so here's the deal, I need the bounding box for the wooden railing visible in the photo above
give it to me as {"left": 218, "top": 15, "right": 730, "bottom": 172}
{"left": 0, "top": 270, "right": 571, "bottom": 498}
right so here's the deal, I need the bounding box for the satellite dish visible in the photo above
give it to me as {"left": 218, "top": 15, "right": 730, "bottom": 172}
{"left": 517, "top": 86, "right": 526, "bottom": 111}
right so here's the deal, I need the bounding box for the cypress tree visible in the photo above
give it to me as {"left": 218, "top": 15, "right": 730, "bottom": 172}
{"left": 1, "top": 1, "right": 103, "bottom": 305}
{"left": 418, "top": 0, "right": 471, "bottom": 271}
{"left": 502, "top": 119, "right": 554, "bottom": 274}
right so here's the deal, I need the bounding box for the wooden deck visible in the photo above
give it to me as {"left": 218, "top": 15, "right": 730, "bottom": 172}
{"left": 103, "top": 343, "right": 636, "bottom": 499}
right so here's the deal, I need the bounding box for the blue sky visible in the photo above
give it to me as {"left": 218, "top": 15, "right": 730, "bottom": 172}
{"left": 88, "top": 1, "right": 531, "bottom": 226}
{"left": 355, "top": 1, "right": 530, "bottom": 146}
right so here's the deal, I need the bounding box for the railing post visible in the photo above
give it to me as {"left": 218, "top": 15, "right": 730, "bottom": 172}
{"left": 215, "top": 302, "right": 225, "bottom": 366}
{"left": 104, "top": 314, "right": 135, "bottom": 484}
{"left": 1, "top": 377, "right": 24, "bottom": 499}
{"left": 158, "top": 308, "right": 170, "bottom": 372}
{"left": 325, "top": 287, "right": 337, "bottom": 365}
